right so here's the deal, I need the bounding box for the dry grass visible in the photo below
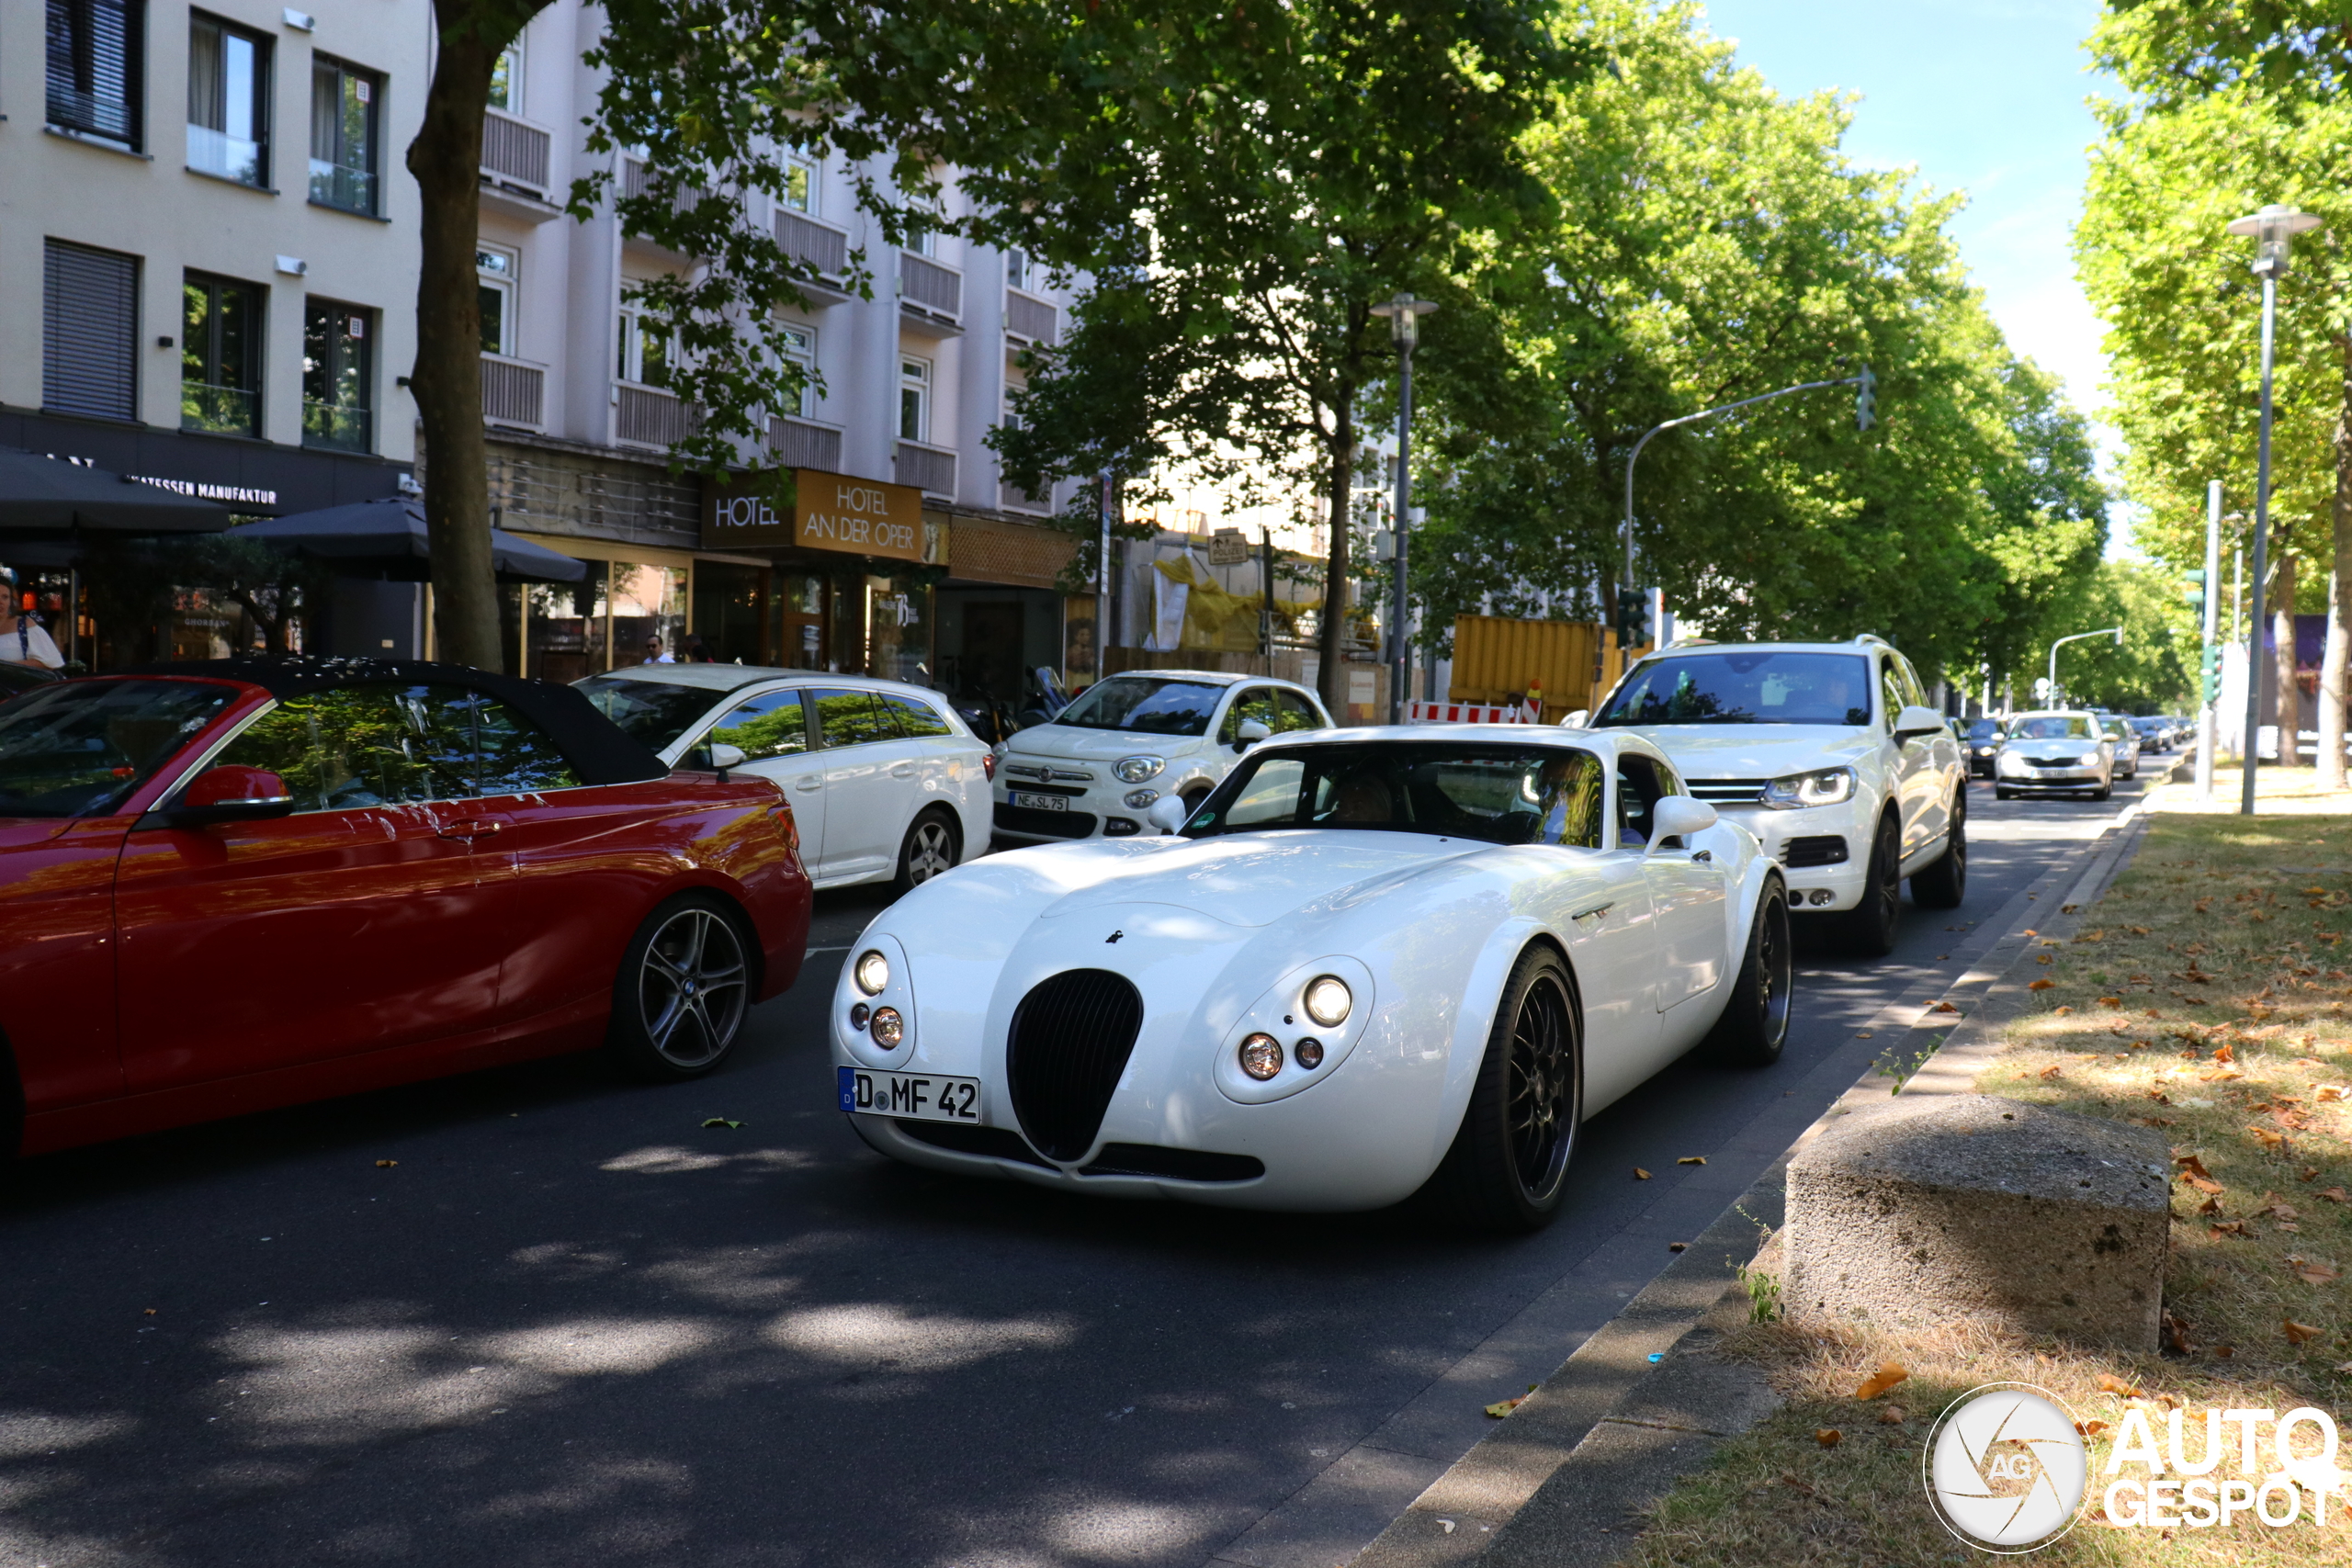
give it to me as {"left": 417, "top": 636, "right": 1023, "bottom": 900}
{"left": 1622, "top": 803, "right": 2352, "bottom": 1566}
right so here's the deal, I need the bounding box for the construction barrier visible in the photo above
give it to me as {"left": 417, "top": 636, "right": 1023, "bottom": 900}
{"left": 1404, "top": 700, "right": 1536, "bottom": 725}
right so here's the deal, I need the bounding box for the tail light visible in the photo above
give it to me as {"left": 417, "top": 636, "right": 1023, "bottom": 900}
{"left": 770, "top": 804, "right": 800, "bottom": 860}
{"left": 981, "top": 750, "right": 998, "bottom": 783}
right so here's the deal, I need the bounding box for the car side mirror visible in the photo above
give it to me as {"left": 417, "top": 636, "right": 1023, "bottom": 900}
{"left": 1648, "top": 795, "right": 1717, "bottom": 851}
{"left": 1894, "top": 704, "right": 1947, "bottom": 739}
{"left": 1234, "top": 718, "right": 1272, "bottom": 752}
{"left": 159, "top": 764, "right": 295, "bottom": 828}
{"left": 1147, "top": 795, "right": 1191, "bottom": 835}
{"left": 1560, "top": 709, "right": 1590, "bottom": 728}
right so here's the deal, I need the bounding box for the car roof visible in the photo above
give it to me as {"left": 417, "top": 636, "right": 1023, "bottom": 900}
{"left": 586, "top": 664, "right": 950, "bottom": 703}
{"left": 1638, "top": 638, "right": 1891, "bottom": 657}
{"left": 1256, "top": 721, "right": 1667, "bottom": 761}
{"left": 1101, "top": 668, "right": 1251, "bottom": 687}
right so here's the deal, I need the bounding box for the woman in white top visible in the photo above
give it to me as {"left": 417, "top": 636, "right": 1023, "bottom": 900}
{"left": 2, "top": 592, "right": 62, "bottom": 670}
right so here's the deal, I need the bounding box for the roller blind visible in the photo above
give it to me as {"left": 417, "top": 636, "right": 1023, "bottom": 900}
{"left": 44, "top": 240, "right": 141, "bottom": 420}
{"left": 46, "top": 0, "right": 143, "bottom": 148}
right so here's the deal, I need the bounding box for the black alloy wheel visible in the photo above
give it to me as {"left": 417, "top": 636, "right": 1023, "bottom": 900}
{"left": 606, "top": 894, "right": 753, "bottom": 1081}
{"left": 1838, "top": 812, "right": 1904, "bottom": 958}
{"left": 1705, "top": 875, "right": 1792, "bottom": 1066}
{"left": 1910, "top": 790, "right": 1967, "bottom": 909}
{"left": 1426, "top": 946, "right": 1581, "bottom": 1232}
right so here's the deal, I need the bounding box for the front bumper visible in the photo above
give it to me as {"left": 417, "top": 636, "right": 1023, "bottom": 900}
{"left": 1997, "top": 766, "right": 2104, "bottom": 792}
{"left": 1713, "top": 804, "right": 1867, "bottom": 911}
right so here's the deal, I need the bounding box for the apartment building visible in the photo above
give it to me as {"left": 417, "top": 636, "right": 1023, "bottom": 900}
{"left": 4, "top": 0, "right": 1091, "bottom": 699}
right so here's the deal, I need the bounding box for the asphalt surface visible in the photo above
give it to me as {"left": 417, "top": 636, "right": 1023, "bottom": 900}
{"left": 0, "top": 767, "right": 2155, "bottom": 1568}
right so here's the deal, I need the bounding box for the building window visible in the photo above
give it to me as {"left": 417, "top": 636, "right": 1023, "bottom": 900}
{"left": 899, "top": 356, "right": 930, "bottom": 442}
{"left": 616, "top": 306, "right": 670, "bottom": 386}
{"left": 43, "top": 239, "right": 140, "bottom": 420}
{"left": 182, "top": 272, "right": 263, "bottom": 437}
{"left": 302, "top": 300, "right": 372, "bottom": 452}
{"left": 187, "top": 13, "right": 268, "bottom": 186}
{"left": 47, "top": 0, "right": 144, "bottom": 150}
{"left": 784, "top": 158, "right": 815, "bottom": 215}
{"left": 487, "top": 33, "right": 523, "bottom": 115}
{"left": 1005, "top": 247, "right": 1029, "bottom": 292}
{"left": 780, "top": 324, "right": 815, "bottom": 416}
{"left": 309, "top": 56, "right": 379, "bottom": 214}
{"left": 477, "top": 245, "right": 517, "bottom": 355}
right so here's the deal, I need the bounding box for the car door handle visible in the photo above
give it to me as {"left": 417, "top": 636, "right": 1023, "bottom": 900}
{"left": 891, "top": 763, "right": 915, "bottom": 778}
{"left": 1690, "top": 850, "right": 1712, "bottom": 863}
{"left": 438, "top": 818, "right": 505, "bottom": 840}
{"left": 797, "top": 778, "right": 821, "bottom": 790}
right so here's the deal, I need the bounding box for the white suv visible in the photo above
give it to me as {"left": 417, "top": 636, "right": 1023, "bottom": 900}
{"left": 994, "top": 670, "right": 1332, "bottom": 843}
{"left": 1579, "top": 635, "right": 1967, "bottom": 955}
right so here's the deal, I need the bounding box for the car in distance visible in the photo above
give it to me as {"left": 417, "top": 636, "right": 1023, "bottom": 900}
{"left": 991, "top": 670, "right": 1333, "bottom": 845}
{"left": 834, "top": 727, "right": 1789, "bottom": 1230}
{"left": 579, "top": 665, "right": 990, "bottom": 892}
{"left": 2129, "top": 715, "right": 2172, "bottom": 754}
{"left": 1993, "top": 711, "right": 2115, "bottom": 801}
{"left": 2095, "top": 714, "right": 2143, "bottom": 779}
{"left": 0, "top": 657, "right": 811, "bottom": 1160}
{"left": 1962, "top": 717, "right": 2006, "bottom": 778}
{"left": 1577, "top": 635, "right": 1966, "bottom": 956}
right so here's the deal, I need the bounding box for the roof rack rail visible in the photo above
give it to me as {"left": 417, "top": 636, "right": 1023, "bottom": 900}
{"left": 1661, "top": 636, "right": 1714, "bottom": 650}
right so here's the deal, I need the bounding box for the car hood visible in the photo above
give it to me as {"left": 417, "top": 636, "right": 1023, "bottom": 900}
{"left": 976, "top": 831, "right": 1485, "bottom": 929}
{"left": 1613, "top": 725, "right": 1876, "bottom": 779}
{"left": 1004, "top": 725, "right": 1217, "bottom": 764}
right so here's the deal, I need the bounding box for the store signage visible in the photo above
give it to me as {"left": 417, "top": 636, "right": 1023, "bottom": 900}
{"left": 1208, "top": 527, "right": 1250, "bottom": 566}
{"left": 700, "top": 468, "right": 929, "bottom": 563}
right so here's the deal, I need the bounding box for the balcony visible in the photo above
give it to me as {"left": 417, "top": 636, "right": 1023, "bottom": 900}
{"left": 999, "top": 480, "right": 1053, "bottom": 514}
{"left": 898, "top": 252, "right": 962, "bottom": 333}
{"left": 480, "top": 353, "right": 546, "bottom": 430}
{"left": 181, "top": 381, "right": 258, "bottom": 437}
{"left": 1004, "top": 289, "right": 1057, "bottom": 347}
{"left": 615, "top": 384, "right": 696, "bottom": 448}
{"left": 775, "top": 209, "right": 853, "bottom": 301}
{"left": 187, "top": 125, "right": 265, "bottom": 186}
{"left": 770, "top": 416, "right": 844, "bottom": 472}
{"left": 302, "top": 400, "right": 373, "bottom": 454}
{"left": 893, "top": 440, "right": 956, "bottom": 499}
{"left": 309, "top": 157, "right": 377, "bottom": 215}
{"left": 481, "top": 109, "right": 549, "bottom": 189}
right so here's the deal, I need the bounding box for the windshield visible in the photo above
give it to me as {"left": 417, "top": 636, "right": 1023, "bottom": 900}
{"left": 575, "top": 673, "right": 726, "bottom": 750}
{"left": 1596, "top": 651, "right": 1871, "bottom": 727}
{"left": 2101, "top": 718, "right": 2132, "bottom": 739}
{"left": 1966, "top": 719, "right": 2003, "bottom": 739}
{"left": 2009, "top": 716, "right": 2094, "bottom": 740}
{"left": 1054, "top": 676, "right": 1226, "bottom": 737}
{"left": 1184, "top": 741, "right": 1610, "bottom": 848}
{"left": 0, "top": 679, "right": 237, "bottom": 818}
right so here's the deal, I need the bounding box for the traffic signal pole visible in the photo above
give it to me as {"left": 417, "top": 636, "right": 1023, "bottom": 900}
{"left": 2197, "top": 479, "right": 2221, "bottom": 802}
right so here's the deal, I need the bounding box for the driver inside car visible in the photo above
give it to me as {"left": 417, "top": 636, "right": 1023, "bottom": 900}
{"left": 1321, "top": 769, "right": 1397, "bottom": 825}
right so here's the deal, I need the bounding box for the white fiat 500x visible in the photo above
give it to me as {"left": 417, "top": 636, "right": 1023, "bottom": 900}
{"left": 578, "top": 665, "right": 992, "bottom": 891}
{"left": 992, "top": 671, "right": 1333, "bottom": 845}
{"left": 834, "top": 727, "right": 1791, "bottom": 1230}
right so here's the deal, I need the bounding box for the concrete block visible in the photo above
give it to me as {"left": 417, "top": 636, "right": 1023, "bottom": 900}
{"left": 1786, "top": 1095, "right": 2169, "bottom": 1349}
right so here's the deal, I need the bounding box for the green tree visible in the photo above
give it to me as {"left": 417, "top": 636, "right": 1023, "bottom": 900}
{"left": 2076, "top": 0, "right": 2352, "bottom": 774}
{"left": 2032, "top": 559, "right": 2197, "bottom": 713}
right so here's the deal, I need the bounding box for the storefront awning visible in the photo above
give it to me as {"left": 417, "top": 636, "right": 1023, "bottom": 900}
{"left": 232, "top": 497, "right": 586, "bottom": 583}
{"left": 0, "top": 447, "right": 235, "bottom": 536}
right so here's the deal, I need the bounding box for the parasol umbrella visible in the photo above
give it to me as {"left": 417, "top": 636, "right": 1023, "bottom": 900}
{"left": 0, "top": 447, "right": 236, "bottom": 536}
{"left": 229, "top": 497, "right": 586, "bottom": 583}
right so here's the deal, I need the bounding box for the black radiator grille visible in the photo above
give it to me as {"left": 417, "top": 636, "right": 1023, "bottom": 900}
{"left": 1007, "top": 968, "right": 1146, "bottom": 1162}
{"left": 996, "top": 804, "right": 1097, "bottom": 839}
{"left": 1782, "top": 834, "right": 1849, "bottom": 868}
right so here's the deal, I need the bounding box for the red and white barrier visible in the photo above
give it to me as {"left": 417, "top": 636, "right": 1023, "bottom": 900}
{"left": 1404, "top": 700, "right": 1536, "bottom": 725}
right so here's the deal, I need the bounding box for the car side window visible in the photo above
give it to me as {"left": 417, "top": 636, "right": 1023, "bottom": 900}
{"left": 1878, "top": 660, "right": 1906, "bottom": 731}
{"left": 1217, "top": 686, "right": 1281, "bottom": 744}
{"left": 1535, "top": 750, "right": 1606, "bottom": 850}
{"left": 1613, "top": 754, "right": 1667, "bottom": 847}
{"left": 1227, "top": 757, "right": 1307, "bottom": 826}
{"left": 1273, "top": 690, "right": 1324, "bottom": 732}
{"left": 812, "top": 688, "right": 895, "bottom": 749}
{"left": 211, "top": 684, "right": 471, "bottom": 812}
{"left": 709, "top": 689, "right": 808, "bottom": 760}
{"left": 882, "top": 693, "right": 954, "bottom": 739}
{"left": 1896, "top": 655, "right": 1930, "bottom": 711}
{"left": 459, "top": 690, "right": 585, "bottom": 795}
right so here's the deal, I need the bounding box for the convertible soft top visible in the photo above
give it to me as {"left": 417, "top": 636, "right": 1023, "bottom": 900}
{"left": 120, "top": 654, "right": 670, "bottom": 787}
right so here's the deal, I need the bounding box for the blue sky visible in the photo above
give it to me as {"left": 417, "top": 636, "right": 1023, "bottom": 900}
{"left": 1697, "top": 0, "right": 2115, "bottom": 438}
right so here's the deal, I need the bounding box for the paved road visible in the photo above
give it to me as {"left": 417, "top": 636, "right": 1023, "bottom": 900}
{"left": 0, "top": 769, "right": 2156, "bottom": 1568}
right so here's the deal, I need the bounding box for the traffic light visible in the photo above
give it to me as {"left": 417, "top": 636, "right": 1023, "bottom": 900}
{"left": 2202, "top": 642, "right": 2222, "bottom": 707}
{"left": 1855, "top": 364, "right": 1877, "bottom": 432}
{"left": 1612, "top": 584, "right": 1646, "bottom": 649}
{"left": 2186, "top": 568, "right": 2207, "bottom": 618}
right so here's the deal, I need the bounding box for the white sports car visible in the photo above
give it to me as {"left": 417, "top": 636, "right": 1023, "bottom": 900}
{"left": 831, "top": 726, "right": 1792, "bottom": 1229}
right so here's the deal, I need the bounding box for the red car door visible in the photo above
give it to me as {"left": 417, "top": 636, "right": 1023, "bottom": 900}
{"left": 113, "top": 682, "right": 504, "bottom": 1094}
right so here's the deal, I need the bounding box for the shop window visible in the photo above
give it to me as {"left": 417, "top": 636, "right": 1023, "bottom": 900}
{"left": 867, "top": 580, "right": 933, "bottom": 686}
{"left": 187, "top": 13, "right": 268, "bottom": 186}
{"left": 49, "top": 0, "right": 144, "bottom": 150}
{"left": 524, "top": 563, "right": 608, "bottom": 682}
{"left": 301, "top": 300, "right": 372, "bottom": 452}
{"left": 616, "top": 306, "right": 670, "bottom": 386}
{"left": 770, "top": 571, "right": 826, "bottom": 671}
{"left": 780, "top": 323, "right": 816, "bottom": 417}
{"left": 308, "top": 56, "right": 379, "bottom": 214}
{"left": 610, "top": 561, "right": 685, "bottom": 667}
{"left": 811, "top": 689, "right": 895, "bottom": 749}
{"left": 899, "top": 356, "right": 930, "bottom": 442}
{"left": 487, "top": 32, "right": 522, "bottom": 115}
{"left": 690, "top": 561, "right": 763, "bottom": 665}
{"left": 477, "top": 245, "right": 517, "bottom": 355}
{"left": 43, "top": 239, "right": 140, "bottom": 421}
{"left": 784, "top": 157, "right": 815, "bottom": 215}
{"left": 708, "top": 689, "right": 808, "bottom": 760}
{"left": 182, "top": 271, "right": 263, "bottom": 437}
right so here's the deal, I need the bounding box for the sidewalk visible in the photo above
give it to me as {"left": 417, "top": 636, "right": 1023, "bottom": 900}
{"left": 2149, "top": 761, "right": 2352, "bottom": 815}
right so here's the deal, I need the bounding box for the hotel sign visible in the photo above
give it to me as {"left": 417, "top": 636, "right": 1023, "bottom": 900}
{"left": 703, "top": 468, "right": 929, "bottom": 564}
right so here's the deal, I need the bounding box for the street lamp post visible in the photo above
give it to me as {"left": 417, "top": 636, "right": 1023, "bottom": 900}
{"left": 2226, "top": 204, "right": 2324, "bottom": 814}
{"left": 2047, "top": 627, "right": 2122, "bottom": 708}
{"left": 1371, "top": 293, "right": 1438, "bottom": 725}
{"left": 2197, "top": 485, "right": 2223, "bottom": 802}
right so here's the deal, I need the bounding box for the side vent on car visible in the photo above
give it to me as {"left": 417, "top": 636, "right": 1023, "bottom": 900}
{"left": 1007, "top": 968, "right": 1146, "bottom": 1162}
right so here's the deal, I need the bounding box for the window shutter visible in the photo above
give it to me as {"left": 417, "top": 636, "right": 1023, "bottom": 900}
{"left": 46, "top": 0, "right": 143, "bottom": 146}
{"left": 44, "top": 239, "right": 141, "bottom": 420}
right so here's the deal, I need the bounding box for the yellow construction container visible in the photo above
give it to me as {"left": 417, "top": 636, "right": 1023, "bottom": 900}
{"left": 1447, "top": 615, "right": 1636, "bottom": 717}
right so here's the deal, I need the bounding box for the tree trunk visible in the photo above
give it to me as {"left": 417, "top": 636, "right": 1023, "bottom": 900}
{"left": 1315, "top": 389, "right": 1357, "bottom": 717}
{"left": 2322, "top": 339, "right": 2352, "bottom": 790}
{"left": 2274, "top": 547, "right": 2301, "bottom": 766}
{"left": 406, "top": 4, "right": 537, "bottom": 672}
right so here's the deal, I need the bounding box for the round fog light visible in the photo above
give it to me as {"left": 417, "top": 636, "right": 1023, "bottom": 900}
{"left": 850, "top": 1002, "right": 871, "bottom": 1031}
{"left": 854, "top": 950, "right": 890, "bottom": 996}
{"left": 1303, "top": 975, "right": 1352, "bottom": 1027}
{"left": 870, "top": 1007, "right": 904, "bottom": 1046}
{"left": 1238, "top": 1033, "right": 1283, "bottom": 1080}
{"left": 1295, "top": 1038, "right": 1325, "bottom": 1070}
{"left": 1809, "top": 889, "right": 1835, "bottom": 907}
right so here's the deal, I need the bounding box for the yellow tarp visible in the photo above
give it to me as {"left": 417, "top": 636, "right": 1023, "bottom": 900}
{"left": 1153, "top": 555, "right": 1319, "bottom": 653}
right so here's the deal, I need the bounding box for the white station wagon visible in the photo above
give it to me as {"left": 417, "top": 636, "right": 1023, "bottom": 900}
{"left": 578, "top": 665, "right": 993, "bottom": 891}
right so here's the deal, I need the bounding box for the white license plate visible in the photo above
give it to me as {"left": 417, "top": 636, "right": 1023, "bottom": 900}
{"left": 837, "top": 1066, "right": 983, "bottom": 1122}
{"left": 1011, "top": 791, "right": 1069, "bottom": 811}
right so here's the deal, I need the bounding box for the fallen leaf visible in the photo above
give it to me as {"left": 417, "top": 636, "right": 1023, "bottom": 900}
{"left": 2030, "top": 979, "right": 2056, "bottom": 992}
{"left": 1879, "top": 1405, "right": 1907, "bottom": 1425}
{"left": 2163, "top": 1313, "right": 2193, "bottom": 1355}
{"left": 2292, "top": 1260, "right": 2341, "bottom": 1284}
{"left": 2216, "top": 1346, "right": 2234, "bottom": 1359}
{"left": 2176, "top": 1151, "right": 2216, "bottom": 1178}
{"left": 2214, "top": 1043, "right": 2236, "bottom": 1065}
{"left": 1930, "top": 1000, "right": 1960, "bottom": 1013}
{"left": 1484, "top": 1396, "right": 1525, "bottom": 1419}
{"left": 1678, "top": 1156, "right": 1706, "bottom": 1166}
{"left": 2055, "top": 1006, "right": 2074, "bottom": 1016}
{"left": 2210, "top": 1220, "right": 2250, "bottom": 1239}
{"left": 1668, "top": 1242, "right": 1688, "bottom": 1252}
{"left": 2037, "top": 953, "right": 2054, "bottom": 965}
{"left": 374, "top": 1159, "right": 398, "bottom": 1168}
{"left": 2130, "top": 926, "right": 2151, "bottom": 935}
{"left": 2075, "top": 1419, "right": 2111, "bottom": 1438}
{"left": 2039, "top": 1064, "right": 2064, "bottom": 1081}
{"left": 2250, "top": 1126, "right": 2288, "bottom": 1151}
{"left": 2301, "top": 1168, "right": 2321, "bottom": 1182}
{"left": 701, "top": 1117, "right": 745, "bottom": 1130}
{"left": 2199, "top": 1194, "right": 2223, "bottom": 1214}
{"left": 2145, "top": 1089, "right": 2172, "bottom": 1105}
{"left": 2098, "top": 1373, "right": 2146, "bottom": 1398}
{"left": 1854, "top": 1361, "right": 1909, "bottom": 1400}
{"left": 1815, "top": 1427, "right": 1843, "bottom": 1449}
{"left": 2284, "top": 1319, "right": 2324, "bottom": 1345}
{"left": 1781, "top": 1474, "right": 1817, "bottom": 1495}
{"left": 2098, "top": 997, "right": 2122, "bottom": 1008}
{"left": 2320, "top": 1187, "right": 2351, "bottom": 1204}
{"left": 2318, "top": 1085, "right": 2348, "bottom": 1103}
{"left": 143, "top": 1308, "right": 157, "bottom": 1316}
{"left": 1634, "top": 1167, "right": 1652, "bottom": 1180}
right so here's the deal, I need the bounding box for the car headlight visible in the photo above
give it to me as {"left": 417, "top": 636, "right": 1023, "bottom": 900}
{"left": 1113, "top": 755, "right": 1166, "bottom": 784}
{"left": 1761, "top": 766, "right": 1857, "bottom": 809}
{"left": 1997, "top": 751, "right": 2028, "bottom": 774}
{"left": 1238, "top": 1033, "right": 1283, "bottom": 1080}
{"left": 2079, "top": 750, "right": 2102, "bottom": 766}
{"left": 854, "top": 950, "right": 889, "bottom": 996}
{"left": 870, "top": 1007, "right": 904, "bottom": 1046}
{"left": 1124, "top": 788, "right": 1159, "bottom": 809}
{"left": 1303, "top": 975, "right": 1352, "bottom": 1027}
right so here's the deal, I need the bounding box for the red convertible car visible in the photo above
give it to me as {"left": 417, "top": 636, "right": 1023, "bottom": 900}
{"left": 0, "top": 657, "right": 811, "bottom": 1159}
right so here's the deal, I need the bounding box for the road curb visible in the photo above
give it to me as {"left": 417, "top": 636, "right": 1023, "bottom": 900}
{"left": 1344, "top": 797, "right": 2162, "bottom": 1568}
